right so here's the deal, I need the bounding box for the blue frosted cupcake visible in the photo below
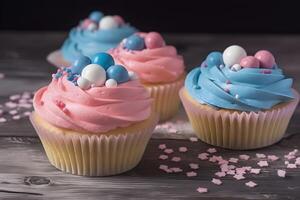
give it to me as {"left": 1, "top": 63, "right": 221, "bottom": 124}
{"left": 180, "top": 45, "right": 299, "bottom": 149}
{"left": 47, "top": 11, "right": 137, "bottom": 67}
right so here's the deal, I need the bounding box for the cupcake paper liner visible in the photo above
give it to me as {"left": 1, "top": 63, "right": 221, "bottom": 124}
{"left": 30, "top": 112, "right": 158, "bottom": 176}
{"left": 180, "top": 88, "right": 300, "bottom": 150}
{"left": 47, "top": 50, "right": 71, "bottom": 68}
{"left": 144, "top": 75, "right": 184, "bottom": 122}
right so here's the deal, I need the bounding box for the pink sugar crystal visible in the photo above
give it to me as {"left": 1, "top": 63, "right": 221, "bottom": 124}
{"left": 239, "top": 155, "right": 250, "bottom": 160}
{"left": 164, "top": 148, "right": 174, "bottom": 154}
{"left": 179, "top": 147, "right": 188, "bottom": 152}
{"left": 257, "top": 161, "right": 268, "bottom": 167}
{"left": 159, "top": 155, "right": 168, "bottom": 160}
{"left": 245, "top": 181, "right": 257, "bottom": 188}
{"left": 277, "top": 169, "right": 286, "bottom": 177}
{"left": 171, "top": 157, "right": 181, "bottom": 162}
{"left": 186, "top": 171, "right": 197, "bottom": 177}
{"left": 212, "top": 178, "right": 222, "bottom": 185}
{"left": 158, "top": 144, "right": 167, "bottom": 150}
{"left": 197, "top": 187, "right": 208, "bottom": 193}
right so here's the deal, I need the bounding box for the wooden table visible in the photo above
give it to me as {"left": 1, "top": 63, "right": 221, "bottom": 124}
{"left": 0, "top": 31, "right": 300, "bottom": 199}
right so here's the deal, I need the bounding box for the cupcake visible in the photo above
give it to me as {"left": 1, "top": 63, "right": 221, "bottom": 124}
{"left": 110, "top": 32, "right": 185, "bottom": 122}
{"left": 47, "top": 11, "right": 137, "bottom": 67}
{"left": 180, "top": 45, "right": 299, "bottom": 149}
{"left": 31, "top": 52, "right": 158, "bottom": 176}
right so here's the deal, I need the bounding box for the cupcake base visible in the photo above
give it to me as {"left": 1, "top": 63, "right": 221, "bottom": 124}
{"left": 47, "top": 50, "right": 71, "bottom": 68}
{"left": 30, "top": 112, "right": 158, "bottom": 176}
{"left": 180, "top": 88, "right": 300, "bottom": 150}
{"left": 143, "top": 74, "right": 185, "bottom": 122}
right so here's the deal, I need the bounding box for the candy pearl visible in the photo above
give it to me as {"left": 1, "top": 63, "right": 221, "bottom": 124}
{"left": 87, "top": 23, "right": 97, "bottom": 31}
{"left": 105, "top": 79, "right": 118, "bottom": 88}
{"left": 223, "top": 45, "right": 247, "bottom": 67}
{"left": 99, "top": 16, "right": 118, "bottom": 30}
{"left": 206, "top": 51, "right": 223, "bottom": 67}
{"left": 91, "top": 52, "right": 115, "bottom": 70}
{"left": 124, "top": 34, "right": 145, "bottom": 50}
{"left": 240, "top": 56, "right": 260, "bottom": 68}
{"left": 81, "top": 64, "right": 106, "bottom": 86}
{"left": 254, "top": 50, "right": 276, "bottom": 68}
{"left": 77, "top": 76, "right": 91, "bottom": 90}
{"left": 71, "top": 55, "right": 91, "bottom": 74}
{"left": 128, "top": 71, "right": 138, "bottom": 80}
{"left": 231, "top": 64, "right": 242, "bottom": 71}
{"left": 113, "top": 15, "right": 125, "bottom": 26}
{"left": 89, "top": 11, "right": 104, "bottom": 23}
{"left": 106, "top": 65, "right": 129, "bottom": 83}
{"left": 145, "top": 32, "right": 165, "bottom": 49}
{"left": 81, "top": 19, "right": 93, "bottom": 29}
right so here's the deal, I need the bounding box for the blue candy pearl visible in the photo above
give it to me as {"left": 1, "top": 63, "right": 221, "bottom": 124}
{"left": 89, "top": 11, "right": 104, "bottom": 23}
{"left": 124, "top": 35, "right": 145, "bottom": 51}
{"left": 92, "top": 52, "right": 115, "bottom": 70}
{"left": 106, "top": 65, "right": 129, "bottom": 83}
{"left": 206, "top": 51, "right": 223, "bottom": 67}
{"left": 71, "top": 55, "right": 91, "bottom": 74}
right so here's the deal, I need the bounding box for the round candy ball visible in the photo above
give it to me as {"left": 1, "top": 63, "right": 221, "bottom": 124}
{"left": 231, "top": 64, "right": 242, "bottom": 71}
{"left": 81, "top": 64, "right": 106, "bottom": 86}
{"left": 223, "top": 45, "right": 247, "bottom": 67}
{"left": 105, "top": 79, "right": 118, "bottom": 88}
{"left": 254, "top": 50, "right": 275, "bottom": 68}
{"left": 240, "top": 56, "right": 260, "bottom": 68}
{"left": 92, "top": 52, "right": 115, "bottom": 70}
{"left": 124, "top": 34, "right": 145, "bottom": 50}
{"left": 77, "top": 76, "right": 91, "bottom": 90}
{"left": 99, "top": 16, "right": 118, "bottom": 30}
{"left": 87, "top": 22, "right": 97, "bottom": 31}
{"left": 71, "top": 55, "right": 91, "bottom": 74}
{"left": 205, "top": 51, "right": 223, "bottom": 67}
{"left": 89, "top": 11, "right": 104, "bottom": 23}
{"left": 81, "top": 19, "right": 94, "bottom": 29}
{"left": 113, "top": 15, "right": 125, "bottom": 26}
{"left": 145, "top": 32, "right": 165, "bottom": 49}
{"left": 106, "top": 65, "right": 129, "bottom": 83}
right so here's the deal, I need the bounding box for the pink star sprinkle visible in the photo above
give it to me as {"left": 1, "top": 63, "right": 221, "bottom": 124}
{"left": 284, "top": 155, "right": 295, "bottom": 160}
{"left": 287, "top": 163, "right": 297, "bottom": 169}
{"left": 186, "top": 171, "right": 197, "bottom": 177}
{"left": 198, "top": 153, "right": 209, "bottom": 160}
{"left": 170, "top": 167, "right": 183, "bottom": 173}
{"left": 233, "top": 174, "right": 245, "bottom": 180}
{"left": 277, "top": 169, "right": 286, "bottom": 177}
{"left": 227, "top": 170, "right": 235, "bottom": 175}
{"left": 9, "top": 94, "right": 21, "bottom": 101}
{"left": 212, "top": 178, "right": 222, "bottom": 185}
{"left": 256, "top": 153, "right": 266, "bottom": 158}
{"left": 189, "top": 163, "right": 199, "bottom": 169}
{"left": 9, "top": 110, "right": 18, "bottom": 115}
{"left": 235, "top": 168, "right": 246, "bottom": 175}
{"left": 228, "top": 165, "right": 236, "bottom": 170}
{"left": 268, "top": 155, "right": 279, "bottom": 161}
{"left": 159, "top": 155, "right": 168, "bottom": 160}
{"left": 250, "top": 168, "right": 261, "bottom": 174}
{"left": 0, "top": 117, "right": 7, "bottom": 123}
{"left": 218, "top": 159, "right": 229, "bottom": 165}
{"left": 158, "top": 144, "right": 167, "bottom": 150}
{"left": 295, "top": 158, "right": 300, "bottom": 165}
{"left": 5, "top": 102, "right": 17, "bottom": 108}
{"left": 215, "top": 171, "right": 226, "bottom": 177}
{"left": 196, "top": 187, "right": 208, "bottom": 193}
{"left": 229, "top": 158, "right": 239, "bottom": 163}
{"left": 285, "top": 161, "right": 289, "bottom": 165}
{"left": 164, "top": 148, "right": 174, "bottom": 154}
{"left": 189, "top": 137, "right": 198, "bottom": 142}
{"left": 209, "top": 157, "right": 218, "bottom": 163}
{"left": 207, "top": 148, "right": 217, "bottom": 154}
{"left": 23, "top": 111, "right": 31, "bottom": 116}
{"left": 220, "top": 164, "right": 229, "bottom": 172}
{"left": 245, "top": 181, "right": 257, "bottom": 188}
{"left": 12, "top": 115, "right": 21, "bottom": 120}
{"left": 257, "top": 161, "right": 268, "bottom": 167}
{"left": 179, "top": 147, "right": 188, "bottom": 152}
{"left": 171, "top": 157, "right": 181, "bottom": 162}
{"left": 239, "top": 155, "right": 250, "bottom": 160}
{"left": 159, "top": 165, "right": 168, "bottom": 170}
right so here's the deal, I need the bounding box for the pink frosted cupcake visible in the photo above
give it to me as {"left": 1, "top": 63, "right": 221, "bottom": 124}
{"left": 30, "top": 53, "right": 158, "bottom": 176}
{"left": 110, "top": 32, "right": 185, "bottom": 121}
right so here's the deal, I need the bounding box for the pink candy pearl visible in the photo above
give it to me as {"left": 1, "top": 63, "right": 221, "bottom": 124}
{"left": 240, "top": 56, "right": 260, "bottom": 68}
{"left": 254, "top": 50, "right": 276, "bottom": 68}
{"left": 113, "top": 15, "right": 125, "bottom": 26}
{"left": 145, "top": 32, "right": 165, "bottom": 49}
{"left": 81, "top": 19, "right": 93, "bottom": 28}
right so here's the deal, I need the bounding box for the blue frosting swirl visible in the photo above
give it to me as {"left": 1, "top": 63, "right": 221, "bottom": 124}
{"left": 185, "top": 64, "right": 294, "bottom": 111}
{"left": 61, "top": 25, "right": 137, "bottom": 62}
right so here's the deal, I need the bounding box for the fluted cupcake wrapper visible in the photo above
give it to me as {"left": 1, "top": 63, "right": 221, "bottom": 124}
{"left": 144, "top": 75, "right": 184, "bottom": 122}
{"left": 180, "top": 88, "right": 300, "bottom": 150}
{"left": 47, "top": 50, "right": 71, "bottom": 68}
{"left": 30, "top": 112, "right": 158, "bottom": 176}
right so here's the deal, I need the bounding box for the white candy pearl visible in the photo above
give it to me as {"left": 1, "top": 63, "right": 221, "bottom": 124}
{"left": 231, "top": 64, "right": 242, "bottom": 71}
{"left": 87, "top": 23, "right": 97, "bottom": 31}
{"left": 223, "top": 45, "right": 247, "bottom": 67}
{"left": 77, "top": 76, "right": 91, "bottom": 90}
{"left": 99, "top": 16, "right": 118, "bottom": 30}
{"left": 105, "top": 79, "right": 118, "bottom": 88}
{"left": 128, "top": 71, "right": 138, "bottom": 80}
{"left": 81, "top": 64, "right": 106, "bottom": 86}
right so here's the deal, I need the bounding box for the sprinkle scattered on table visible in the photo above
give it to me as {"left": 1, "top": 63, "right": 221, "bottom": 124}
{"left": 196, "top": 187, "right": 208, "bottom": 193}
{"left": 245, "top": 181, "right": 257, "bottom": 188}
{"left": 277, "top": 169, "right": 286, "bottom": 177}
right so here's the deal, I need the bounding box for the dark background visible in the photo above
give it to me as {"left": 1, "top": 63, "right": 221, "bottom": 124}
{"left": 0, "top": 0, "right": 299, "bottom": 33}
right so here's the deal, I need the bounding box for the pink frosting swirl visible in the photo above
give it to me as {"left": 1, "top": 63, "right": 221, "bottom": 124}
{"left": 110, "top": 44, "right": 185, "bottom": 83}
{"left": 33, "top": 75, "right": 152, "bottom": 133}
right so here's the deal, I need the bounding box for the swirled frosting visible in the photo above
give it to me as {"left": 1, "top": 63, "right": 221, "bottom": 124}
{"left": 33, "top": 75, "right": 152, "bottom": 133}
{"left": 185, "top": 65, "right": 294, "bottom": 112}
{"left": 61, "top": 25, "right": 137, "bottom": 62}
{"left": 110, "top": 42, "right": 185, "bottom": 84}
